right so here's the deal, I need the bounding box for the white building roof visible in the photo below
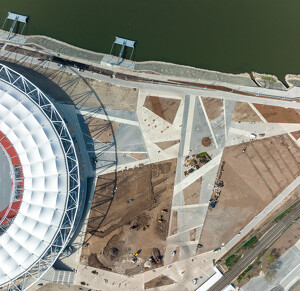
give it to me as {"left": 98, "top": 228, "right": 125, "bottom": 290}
{"left": 196, "top": 267, "right": 223, "bottom": 291}
{"left": 0, "top": 64, "right": 80, "bottom": 290}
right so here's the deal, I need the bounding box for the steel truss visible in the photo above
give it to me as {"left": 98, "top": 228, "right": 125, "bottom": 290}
{"left": 0, "top": 63, "right": 81, "bottom": 290}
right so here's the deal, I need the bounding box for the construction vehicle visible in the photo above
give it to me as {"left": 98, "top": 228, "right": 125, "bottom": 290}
{"left": 158, "top": 215, "right": 164, "bottom": 223}
{"left": 143, "top": 225, "right": 149, "bottom": 231}
{"left": 134, "top": 250, "right": 142, "bottom": 257}
{"left": 242, "top": 147, "right": 247, "bottom": 153}
{"left": 130, "top": 225, "right": 138, "bottom": 231}
{"left": 149, "top": 256, "right": 156, "bottom": 265}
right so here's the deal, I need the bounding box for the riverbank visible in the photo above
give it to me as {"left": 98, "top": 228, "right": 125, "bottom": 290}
{"left": 1, "top": 30, "right": 296, "bottom": 91}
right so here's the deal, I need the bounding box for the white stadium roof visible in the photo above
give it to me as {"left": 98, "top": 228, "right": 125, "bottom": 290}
{"left": 0, "top": 64, "right": 80, "bottom": 290}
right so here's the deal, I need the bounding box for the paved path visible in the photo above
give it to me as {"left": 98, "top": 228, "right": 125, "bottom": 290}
{"left": 2, "top": 43, "right": 300, "bottom": 290}
{"left": 2, "top": 47, "right": 300, "bottom": 111}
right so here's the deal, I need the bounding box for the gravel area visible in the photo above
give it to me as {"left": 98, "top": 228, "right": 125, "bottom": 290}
{"left": 25, "top": 35, "right": 258, "bottom": 87}
{"left": 286, "top": 74, "right": 300, "bottom": 87}
{"left": 135, "top": 61, "right": 257, "bottom": 87}
{"left": 26, "top": 36, "right": 105, "bottom": 64}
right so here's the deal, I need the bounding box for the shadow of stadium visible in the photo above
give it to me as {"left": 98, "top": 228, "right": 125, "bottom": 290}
{"left": 0, "top": 51, "right": 118, "bottom": 254}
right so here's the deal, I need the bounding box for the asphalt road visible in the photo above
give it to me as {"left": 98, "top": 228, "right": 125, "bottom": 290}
{"left": 208, "top": 202, "right": 300, "bottom": 291}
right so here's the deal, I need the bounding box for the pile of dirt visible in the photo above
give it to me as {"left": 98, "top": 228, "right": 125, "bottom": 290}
{"left": 81, "top": 158, "right": 177, "bottom": 275}
{"left": 202, "top": 137, "right": 212, "bottom": 147}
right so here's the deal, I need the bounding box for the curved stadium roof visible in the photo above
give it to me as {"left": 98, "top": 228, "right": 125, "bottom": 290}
{"left": 0, "top": 64, "right": 80, "bottom": 290}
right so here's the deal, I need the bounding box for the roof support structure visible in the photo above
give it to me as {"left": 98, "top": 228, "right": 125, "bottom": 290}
{"left": 0, "top": 64, "right": 81, "bottom": 291}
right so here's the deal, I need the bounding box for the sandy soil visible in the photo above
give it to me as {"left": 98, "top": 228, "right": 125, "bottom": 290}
{"left": 202, "top": 137, "right": 212, "bottom": 147}
{"left": 84, "top": 117, "right": 120, "bottom": 143}
{"left": 38, "top": 283, "right": 89, "bottom": 291}
{"left": 291, "top": 130, "right": 300, "bottom": 140}
{"left": 170, "top": 210, "right": 178, "bottom": 235}
{"left": 81, "top": 159, "right": 177, "bottom": 275}
{"left": 156, "top": 140, "right": 180, "bottom": 150}
{"left": 2, "top": 60, "right": 138, "bottom": 111}
{"left": 144, "top": 274, "right": 176, "bottom": 289}
{"left": 183, "top": 178, "right": 202, "bottom": 205}
{"left": 270, "top": 218, "right": 300, "bottom": 255}
{"left": 232, "top": 102, "right": 262, "bottom": 122}
{"left": 202, "top": 97, "right": 223, "bottom": 120}
{"left": 143, "top": 96, "right": 180, "bottom": 124}
{"left": 127, "top": 153, "right": 148, "bottom": 160}
{"left": 199, "top": 135, "right": 300, "bottom": 252}
{"left": 254, "top": 104, "right": 300, "bottom": 123}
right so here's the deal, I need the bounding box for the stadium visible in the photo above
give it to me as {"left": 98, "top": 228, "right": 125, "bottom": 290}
{"left": 0, "top": 63, "right": 82, "bottom": 290}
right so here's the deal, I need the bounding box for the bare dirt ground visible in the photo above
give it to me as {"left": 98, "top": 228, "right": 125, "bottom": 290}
{"left": 143, "top": 96, "right": 180, "bottom": 124}
{"left": 254, "top": 103, "right": 300, "bottom": 123}
{"left": 291, "top": 130, "right": 300, "bottom": 140}
{"left": 232, "top": 102, "right": 262, "bottom": 122}
{"left": 198, "top": 135, "right": 300, "bottom": 252}
{"left": 156, "top": 140, "right": 180, "bottom": 150}
{"left": 81, "top": 159, "right": 177, "bottom": 275}
{"left": 201, "top": 97, "right": 223, "bottom": 120}
{"left": 127, "top": 153, "right": 148, "bottom": 160}
{"left": 38, "top": 283, "right": 89, "bottom": 291}
{"left": 183, "top": 178, "right": 202, "bottom": 205}
{"left": 170, "top": 210, "right": 178, "bottom": 235}
{"left": 84, "top": 117, "right": 120, "bottom": 143}
{"left": 202, "top": 137, "right": 212, "bottom": 147}
{"left": 2, "top": 60, "right": 138, "bottom": 111}
{"left": 144, "top": 274, "right": 176, "bottom": 289}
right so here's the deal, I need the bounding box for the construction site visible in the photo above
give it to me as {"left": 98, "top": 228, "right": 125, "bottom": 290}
{"left": 0, "top": 39, "right": 299, "bottom": 290}
{"left": 80, "top": 159, "right": 177, "bottom": 275}
{"left": 199, "top": 134, "right": 300, "bottom": 253}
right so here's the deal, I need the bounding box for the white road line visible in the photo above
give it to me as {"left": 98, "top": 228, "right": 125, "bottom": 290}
{"left": 199, "top": 96, "right": 218, "bottom": 149}
{"left": 79, "top": 109, "right": 139, "bottom": 126}
{"left": 183, "top": 95, "right": 196, "bottom": 156}
{"left": 248, "top": 102, "right": 268, "bottom": 123}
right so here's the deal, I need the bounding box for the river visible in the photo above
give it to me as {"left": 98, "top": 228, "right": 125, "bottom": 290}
{"left": 0, "top": 0, "right": 299, "bottom": 80}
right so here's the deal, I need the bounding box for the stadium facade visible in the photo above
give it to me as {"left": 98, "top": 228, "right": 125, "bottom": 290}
{"left": 0, "top": 63, "right": 82, "bottom": 290}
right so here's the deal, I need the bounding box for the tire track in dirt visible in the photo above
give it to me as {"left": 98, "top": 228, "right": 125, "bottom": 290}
{"left": 249, "top": 142, "right": 281, "bottom": 194}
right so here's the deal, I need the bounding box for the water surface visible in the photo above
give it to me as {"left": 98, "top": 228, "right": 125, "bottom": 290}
{"left": 0, "top": 0, "right": 299, "bottom": 79}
